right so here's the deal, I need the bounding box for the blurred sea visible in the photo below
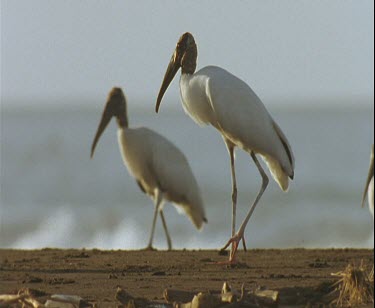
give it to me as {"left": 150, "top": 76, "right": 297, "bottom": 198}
{"left": 0, "top": 100, "right": 374, "bottom": 250}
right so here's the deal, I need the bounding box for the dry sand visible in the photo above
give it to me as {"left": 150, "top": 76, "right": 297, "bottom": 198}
{"left": 0, "top": 248, "right": 373, "bottom": 307}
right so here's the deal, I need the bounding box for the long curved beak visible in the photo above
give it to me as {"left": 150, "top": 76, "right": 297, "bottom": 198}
{"left": 155, "top": 52, "right": 181, "bottom": 113}
{"left": 90, "top": 105, "right": 113, "bottom": 158}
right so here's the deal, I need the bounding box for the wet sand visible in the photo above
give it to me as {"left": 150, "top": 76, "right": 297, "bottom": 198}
{"left": 0, "top": 248, "right": 373, "bottom": 306}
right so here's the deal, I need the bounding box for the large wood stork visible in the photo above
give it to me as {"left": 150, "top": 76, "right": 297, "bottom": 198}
{"left": 91, "top": 87, "right": 207, "bottom": 250}
{"left": 156, "top": 33, "right": 295, "bottom": 263}
{"left": 362, "top": 145, "right": 374, "bottom": 220}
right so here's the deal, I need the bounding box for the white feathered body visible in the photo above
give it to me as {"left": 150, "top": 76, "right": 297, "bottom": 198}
{"left": 179, "top": 65, "right": 295, "bottom": 191}
{"left": 117, "top": 127, "right": 206, "bottom": 229}
{"left": 368, "top": 177, "right": 374, "bottom": 219}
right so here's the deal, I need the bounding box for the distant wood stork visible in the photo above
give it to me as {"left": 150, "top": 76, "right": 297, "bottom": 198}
{"left": 362, "top": 145, "right": 374, "bottom": 220}
{"left": 91, "top": 87, "right": 207, "bottom": 250}
{"left": 156, "top": 33, "right": 295, "bottom": 263}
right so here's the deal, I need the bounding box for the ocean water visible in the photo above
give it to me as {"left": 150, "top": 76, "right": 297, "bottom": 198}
{"left": 0, "top": 101, "right": 374, "bottom": 250}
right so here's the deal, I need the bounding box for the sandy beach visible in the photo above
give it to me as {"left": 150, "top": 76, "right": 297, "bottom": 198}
{"left": 0, "top": 248, "right": 373, "bottom": 307}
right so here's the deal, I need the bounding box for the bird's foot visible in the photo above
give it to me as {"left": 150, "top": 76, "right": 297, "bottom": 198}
{"left": 143, "top": 245, "right": 157, "bottom": 251}
{"left": 220, "top": 233, "right": 247, "bottom": 263}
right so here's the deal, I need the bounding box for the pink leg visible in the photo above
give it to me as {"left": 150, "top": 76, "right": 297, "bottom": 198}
{"left": 146, "top": 189, "right": 163, "bottom": 250}
{"left": 220, "top": 152, "right": 269, "bottom": 264}
{"left": 224, "top": 140, "right": 238, "bottom": 256}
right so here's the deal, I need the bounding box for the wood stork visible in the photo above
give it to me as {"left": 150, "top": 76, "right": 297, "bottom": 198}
{"left": 91, "top": 87, "right": 207, "bottom": 250}
{"left": 362, "top": 145, "right": 374, "bottom": 220}
{"left": 155, "top": 33, "right": 295, "bottom": 263}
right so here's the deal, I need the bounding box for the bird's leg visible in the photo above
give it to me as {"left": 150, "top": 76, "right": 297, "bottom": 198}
{"left": 221, "top": 152, "right": 269, "bottom": 263}
{"left": 160, "top": 210, "right": 173, "bottom": 251}
{"left": 146, "top": 189, "right": 163, "bottom": 250}
{"left": 221, "top": 140, "right": 238, "bottom": 257}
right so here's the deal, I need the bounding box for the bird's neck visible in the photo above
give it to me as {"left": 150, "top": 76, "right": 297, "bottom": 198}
{"left": 181, "top": 44, "right": 197, "bottom": 75}
{"left": 116, "top": 113, "right": 128, "bottom": 129}
{"left": 181, "top": 66, "right": 196, "bottom": 75}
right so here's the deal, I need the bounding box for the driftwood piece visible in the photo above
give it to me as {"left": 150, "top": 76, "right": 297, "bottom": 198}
{"left": 173, "top": 292, "right": 221, "bottom": 308}
{"left": 115, "top": 286, "right": 148, "bottom": 307}
{"left": 22, "top": 296, "right": 44, "bottom": 308}
{"left": 163, "top": 289, "right": 197, "bottom": 303}
{"left": 252, "top": 289, "right": 279, "bottom": 306}
{"left": 115, "top": 286, "right": 160, "bottom": 307}
{"left": 50, "top": 294, "right": 82, "bottom": 305}
{"left": 0, "top": 294, "right": 45, "bottom": 308}
{"left": 221, "top": 282, "right": 242, "bottom": 303}
{"left": 0, "top": 290, "right": 93, "bottom": 308}
{"left": 45, "top": 295, "right": 85, "bottom": 308}
{"left": 47, "top": 294, "right": 93, "bottom": 308}
{"left": 45, "top": 300, "right": 76, "bottom": 308}
{"left": 0, "top": 294, "right": 27, "bottom": 307}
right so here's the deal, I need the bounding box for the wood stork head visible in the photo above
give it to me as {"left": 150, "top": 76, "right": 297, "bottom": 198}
{"left": 156, "top": 32, "right": 197, "bottom": 113}
{"left": 91, "top": 87, "right": 128, "bottom": 158}
{"left": 362, "top": 144, "right": 374, "bottom": 207}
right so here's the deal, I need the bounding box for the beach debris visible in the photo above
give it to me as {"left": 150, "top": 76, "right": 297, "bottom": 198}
{"left": 18, "top": 288, "right": 48, "bottom": 298}
{"left": 45, "top": 300, "right": 75, "bottom": 307}
{"left": 0, "top": 293, "right": 43, "bottom": 308}
{"left": 165, "top": 282, "right": 279, "bottom": 308}
{"left": 252, "top": 288, "right": 279, "bottom": 307}
{"left": 331, "top": 261, "right": 374, "bottom": 307}
{"left": 115, "top": 287, "right": 135, "bottom": 305}
{"left": 23, "top": 296, "right": 44, "bottom": 308}
{"left": 0, "top": 294, "right": 28, "bottom": 307}
{"left": 0, "top": 289, "right": 93, "bottom": 308}
{"left": 115, "top": 286, "right": 150, "bottom": 307}
{"left": 0, "top": 288, "right": 47, "bottom": 308}
{"left": 163, "top": 289, "right": 196, "bottom": 303}
{"left": 221, "top": 281, "right": 246, "bottom": 303}
{"left": 45, "top": 294, "right": 85, "bottom": 307}
{"left": 174, "top": 292, "right": 222, "bottom": 308}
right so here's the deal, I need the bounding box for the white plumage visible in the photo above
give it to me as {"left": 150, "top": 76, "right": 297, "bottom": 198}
{"left": 369, "top": 178, "right": 374, "bottom": 219}
{"left": 117, "top": 127, "right": 205, "bottom": 228}
{"left": 91, "top": 87, "right": 206, "bottom": 250}
{"left": 179, "top": 66, "right": 294, "bottom": 191}
{"left": 156, "top": 33, "right": 294, "bottom": 263}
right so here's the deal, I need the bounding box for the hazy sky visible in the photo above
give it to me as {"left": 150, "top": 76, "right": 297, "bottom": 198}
{"left": 1, "top": 1, "right": 374, "bottom": 108}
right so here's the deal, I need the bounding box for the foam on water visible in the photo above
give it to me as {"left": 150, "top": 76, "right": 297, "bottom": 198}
{"left": 3, "top": 200, "right": 373, "bottom": 250}
{"left": 12, "top": 207, "right": 77, "bottom": 249}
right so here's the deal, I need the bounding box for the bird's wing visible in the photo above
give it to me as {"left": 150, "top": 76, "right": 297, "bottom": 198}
{"left": 145, "top": 129, "right": 206, "bottom": 229}
{"left": 272, "top": 120, "right": 295, "bottom": 174}
{"left": 203, "top": 66, "right": 295, "bottom": 182}
{"left": 203, "top": 66, "right": 276, "bottom": 154}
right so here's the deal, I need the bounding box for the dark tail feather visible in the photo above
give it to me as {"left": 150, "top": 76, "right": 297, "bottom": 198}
{"left": 273, "top": 121, "right": 295, "bottom": 179}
